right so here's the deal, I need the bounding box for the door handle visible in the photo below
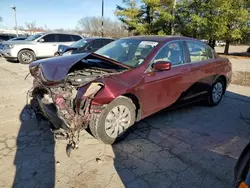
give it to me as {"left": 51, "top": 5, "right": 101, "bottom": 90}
{"left": 53, "top": 44, "right": 57, "bottom": 46}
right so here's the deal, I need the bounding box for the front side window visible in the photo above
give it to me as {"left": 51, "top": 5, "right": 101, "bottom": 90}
{"left": 187, "top": 41, "right": 213, "bottom": 63}
{"left": 95, "top": 39, "right": 159, "bottom": 67}
{"left": 42, "top": 34, "right": 56, "bottom": 42}
{"left": 89, "top": 40, "right": 105, "bottom": 50}
{"left": 154, "top": 41, "right": 184, "bottom": 66}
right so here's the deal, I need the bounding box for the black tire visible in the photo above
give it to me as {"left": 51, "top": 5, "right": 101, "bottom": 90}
{"left": 206, "top": 78, "right": 225, "bottom": 106}
{"left": 89, "top": 96, "right": 136, "bottom": 144}
{"left": 54, "top": 52, "right": 60, "bottom": 56}
{"left": 18, "top": 50, "right": 35, "bottom": 64}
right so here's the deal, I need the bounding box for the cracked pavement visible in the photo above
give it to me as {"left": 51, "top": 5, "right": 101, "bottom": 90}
{"left": 0, "top": 57, "right": 250, "bottom": 188}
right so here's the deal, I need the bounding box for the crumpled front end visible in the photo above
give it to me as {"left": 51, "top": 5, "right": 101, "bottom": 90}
{"left": 29, "top": 68, "right": 109, "bottom": 156}
{"left": 32, "top": 81, "right": 104, "bottom": 130}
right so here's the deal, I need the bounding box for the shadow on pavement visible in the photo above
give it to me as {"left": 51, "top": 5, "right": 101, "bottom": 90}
{"left": 112, "top": 91, "right": 250, "bottom": 188}
{"left": 13, "top": 105, "right": 55, "bottom": 188}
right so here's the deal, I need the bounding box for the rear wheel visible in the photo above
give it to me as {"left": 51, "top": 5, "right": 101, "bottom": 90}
{"left": 206, "top": 78, "right": 225, "bottom": 106}
{"left": 89, "top": 96, "right": 136, "bottom": 144}
{"left": 18, "top": 50, "right": 35, "bottom": 64}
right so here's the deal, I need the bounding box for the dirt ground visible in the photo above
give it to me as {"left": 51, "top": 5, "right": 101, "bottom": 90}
{"left": 0, "top": 54, "right": 250, "bottom": 188}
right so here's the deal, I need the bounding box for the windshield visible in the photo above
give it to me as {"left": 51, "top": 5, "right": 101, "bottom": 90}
{"left": 95, "top": 39, "right": 159, "bottom": 67}
{"left": 25, "top": 33, "right": 43, "bottom": 41}
{"left": 70, "top": 39, "right": 88, "bottom": 48}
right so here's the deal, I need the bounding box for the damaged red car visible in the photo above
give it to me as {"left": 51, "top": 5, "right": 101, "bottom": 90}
{"left": 29, "top": 36, "right": 232, "bottom": 150}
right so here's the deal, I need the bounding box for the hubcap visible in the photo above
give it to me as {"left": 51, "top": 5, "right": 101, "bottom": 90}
{"left": 21, "top": 52, "right": 32, "bottom": 62}
{"left": 212, "top": 82, "right": 223, "bottom": 103}
{"left": 105, "top": 105, "right": 131, "bottom": 138}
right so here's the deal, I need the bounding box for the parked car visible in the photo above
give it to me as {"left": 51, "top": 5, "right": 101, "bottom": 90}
{"left": 0, "top": 36, "right": 27, "bottom": 56}
{"left": 29, "top": 36, "right": 232, "bottom": 154}
{"left": 0, "top": 34, "right": 16, "bottom": 42}
{"left": 55, "top": 37, "right": 114, "bottom": 56}
{"left": 234, "top": 142, "right": 250, "bottom": 188}
{"left": 215, "top": 40, "right": 226, "bottom": 46}
{"left": 1, "top": 32, "right": 83, "bottom": 64}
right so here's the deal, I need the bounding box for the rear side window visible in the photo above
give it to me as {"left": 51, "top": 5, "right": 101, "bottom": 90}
{"left": 186, "top": 41, "right": 213, "bottom": 63}
{"left": 57, "top": 34, "right": 72, "bottom": 42}
{"left": 72, "top": 35, "right": 82, "bottom": 41}
{"left": 42, "top": 34, "right": 56, "bottom": 42}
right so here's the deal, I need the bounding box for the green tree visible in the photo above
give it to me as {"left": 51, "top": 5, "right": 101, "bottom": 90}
{"left": 221, "top": 0, "right": 249, "bottom": 54}
{"left": 175, "top": 0, "right": 249, "bottom": 52}
{"left": 115, "top": 0, "right": 141, "bottom": 35}
{"left": 115, "top": 0, "right": 173, "bottom": 35}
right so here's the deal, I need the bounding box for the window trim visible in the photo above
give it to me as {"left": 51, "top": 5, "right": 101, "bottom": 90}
{"left": 185, "top": 40, "right": 215, "bottom": 64}
{"left": 145, "top": 40, "right": 186, "bottom": 72}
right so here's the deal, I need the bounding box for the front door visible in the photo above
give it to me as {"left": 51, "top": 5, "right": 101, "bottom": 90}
{"left": 139, "top": 41, "right": 193, "bottom": 118}
{"left": 37, "top": 34, "right": 58, "bottom": 57}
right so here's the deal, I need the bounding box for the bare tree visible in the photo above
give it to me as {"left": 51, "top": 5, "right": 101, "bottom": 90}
{"left": 77, "top": 16, "right": 128, "bottom": 38}
{"left": 25, "top": 21, "right": 36, "bottom": 30}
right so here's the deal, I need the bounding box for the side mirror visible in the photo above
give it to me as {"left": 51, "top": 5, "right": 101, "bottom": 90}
{"left": 153, "top": 61, "right": 171, "bottom": 71}
{"left": 38, "top": 38, "right": 44, "bottom": 42}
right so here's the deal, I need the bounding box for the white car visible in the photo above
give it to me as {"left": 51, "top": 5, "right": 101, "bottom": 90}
{"left": 1, "top": 32, "right": 83, "bottom": 64}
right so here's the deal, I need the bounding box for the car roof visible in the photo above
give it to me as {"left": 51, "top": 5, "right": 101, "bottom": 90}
{"left": 84, "top": 37, "right": 114, "bottom": 40}
{"left": 121, "top": 35, "right": 197, "bottom": 42}
{"left": 41, "top": 32, "right": 82, "bottom": 36}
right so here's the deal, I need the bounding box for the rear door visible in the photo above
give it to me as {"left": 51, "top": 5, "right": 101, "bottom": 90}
{"left": 181, "top": 40, "right": 215, "bottom": 99}
{"left": 37, "top": 34, "right": 57, "bottom": 57}
{"left": 139, "top": 41, "right": 193, "bottom": 117}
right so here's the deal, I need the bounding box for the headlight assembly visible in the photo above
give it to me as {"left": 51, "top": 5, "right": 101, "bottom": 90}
{"left": 6, "top": 44, "right": 16, "bottom": 49}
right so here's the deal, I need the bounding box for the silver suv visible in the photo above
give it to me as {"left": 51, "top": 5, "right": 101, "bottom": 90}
{"left": 1, "top": 32, "right": 83, "bottom": 64}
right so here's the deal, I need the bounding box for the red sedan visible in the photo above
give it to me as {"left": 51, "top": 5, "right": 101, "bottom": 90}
{"left": 29, "top": 36, "right": 232, "bottom": 151}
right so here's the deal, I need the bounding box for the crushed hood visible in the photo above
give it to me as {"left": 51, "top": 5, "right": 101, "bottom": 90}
{"left": 30, "top": 53, "right": 130, "bottom": 83}
{"left": 30, "top": 53, "right": 89, "bottom": 82}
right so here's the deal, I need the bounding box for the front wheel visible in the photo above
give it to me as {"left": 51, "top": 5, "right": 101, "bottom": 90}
{"left": 18, "top": 50, "right": 35, "bottom": 64}
{"left": 206, "top": 78, "right": 225, "bottom": 106}
{"left": 89, "top": 96, "right": 136, "bottom": 144}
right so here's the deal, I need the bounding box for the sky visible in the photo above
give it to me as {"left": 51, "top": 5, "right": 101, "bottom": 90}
{"left": 0, "top": 0, "right": 124, "bottom": 30}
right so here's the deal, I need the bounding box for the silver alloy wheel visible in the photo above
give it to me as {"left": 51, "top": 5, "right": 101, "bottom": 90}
{"left": 212, "top": 82, "right": 223, "bottom": 103}
{"left": 105, "top": 105, "right": 131, "bottom": 138}
{"left": 21, "top": 52, "right": 32, "bottom": 63}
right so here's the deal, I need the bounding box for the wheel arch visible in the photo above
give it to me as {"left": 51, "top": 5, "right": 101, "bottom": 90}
{"left": 122, "top": 93, "right": 141, "bottom": 121}
{"left": 215, "top": 75, "right": 227, "bottom": 94}
{"left": 18, "top": 48, "right": 36, "bottom": 58}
